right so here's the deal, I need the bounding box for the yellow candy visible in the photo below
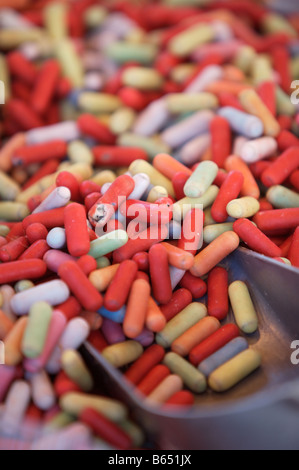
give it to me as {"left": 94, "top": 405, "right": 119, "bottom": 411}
{"left": 166, "top": 93, "right": 218, "bottom": 113}
{"left": 61, "top": 350, "right": 94, "bottom": 392}
{"left": 102, "top": 341, "right": 143, "bottom": 368}
{"left": 60, "top": 392, "right": 127, "bottom": 422}
{"left": 170, "top": 64, "right": 197, "bottom": 84}
{"left": 0, "top": 171, "right": 20, "bottom": 201}
{"left": 122, "top": 67, "right": 164, "bottom": 90}
{"left": 169, "top": 23, "right": 214, "bottom": 57}
{"left": 147, "top": 186, "right": 168, "bottom": 203}
{"left": 226, "top": 197, "right": 260, "bottom": 219}
{"left": 84, "top": 6, "right": 108, "bottom": 28}
{"left": 68, "top": 141, "right": 94, "bottom": 166}
{"left": 56, "top": 39, "right": 84, "bottom": 89}
{"left": 209, "top": 349, "right": 261, "bottom": 392}
{"left": 0, "top": 54, "right": 11, "bottom": 102}
{"left": 129, "top": 160, "right": 174, "bottom": 197}
{"left": 78, "top": 93, "right": 122, "bottom": 114}
{"left": 0, "top": 202, "right": 29, "bottom": 222}
{"left": 110, "top": 107, "right": 136, "bottom": 135}
{"left": 44, "top": 1, "right": 68, "bottom": 40}
{"left": 91, "top": 170, "right": 116, "bottom": 186}
{"left": 251, "top": 55, "right": 273, "bottom": 86}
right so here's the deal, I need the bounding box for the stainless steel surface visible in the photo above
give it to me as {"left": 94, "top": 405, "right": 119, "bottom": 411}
{"left": 83, "top": 248, "right": 299, "bottom": 450}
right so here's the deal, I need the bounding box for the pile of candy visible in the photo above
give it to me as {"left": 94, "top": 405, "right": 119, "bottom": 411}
{"left": 0, "top": 0, "right": 299, "bottom": 451}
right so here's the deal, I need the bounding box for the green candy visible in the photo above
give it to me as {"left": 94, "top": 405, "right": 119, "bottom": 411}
{"left": 106, "top": 42, "right": 158, "bottom": 65}
{"left": 88, "top": 230, "right": 128, "bottom": 259}
{"left": 22, "top": 302, "right": 53, "bottom": 359}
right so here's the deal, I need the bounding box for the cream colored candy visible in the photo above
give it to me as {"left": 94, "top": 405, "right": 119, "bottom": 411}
{"left": 110, "top": 107, "right": 136, "bottom": 135}
{"left": 122, "top": 67, "right": 163, "bottom": 90}
{"left": 0, "top": 172, "right": 20, "bottom": 201}
{"left": 203, "top": 223, "right": 234, "bottom": 244}
{"left": 251, "top": 55, "right": 273, "bottom": 86}
{"left": 234, "top": 46, "right": 256, "bottom": 74}
{"left": 156, "top": 303, "right": 207, "bottom": 349}
{"left": 166, "top": 93, "right": 218, "bottom": 113}
{"left": 184, "top": 161, "right": 218, "bottom": 198}
{"left": 60, "top": 392, "right": 127, "bottom": 422}
{"left": 261, "top": 13, "right": 297, "bottom": 38}
{"left": 55, "top": 39, "right": 84, "bottom": 89}
{"left": 266, "top": 185, "right": 299, "bottom": 209}
{"left": 209, "top": 349, "right": 261, "bottom": 392}
{"left": 0, "top": 29, "right": 45, "bottom": 50}
{"left": 84, "top": 5, "right": 108, "bottom": 28}
{"left": 68, "top": 141, "right": 94, "bottom": 165}
{"left": 173, "top": 185, "right": 219, "bottom": 221}
{"left": 129, "top": 160, "right": 174, "bottom": 197}
{"left": 229, "top": 281, "right": 258, "bottom": 334}
{"left": 0, "top": 53, "right": 11, "bottom": 101}
{"left": 227, "top": 197, "right": 260, "bottom": 219}
{"left": 276, "top": 87, "right": 296, "bottom": 117}
{"left": 170, "top": 64, "right": 197, "bottom": 84}
{"left": 102, "top": 341, "right": 143, "bottom": 368}
{"left": 44, "top": 1, "right": 68, "bottom": 39}
{"left": 0, "top": 202, "right": 29, "bottom": 222}
{"left": 78, "top": 93, "right": 122, "bottom": 114}
{"left": 91, "top": 170, "right": 116, "bottom": 186}
{"left": 164, "top": 352, "right": 207, "bottom": 394}
{"left": 147, "top": 186, "right": 168, "bottom": 203}
{"left": 168, "top": 23, "right": 214, "bottom": 57}
{"left": 61, "top": 350, "right": 94, "bottom": 392}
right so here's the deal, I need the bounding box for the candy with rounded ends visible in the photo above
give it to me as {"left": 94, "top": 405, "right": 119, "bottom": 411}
{"left": 184, "top": 161, "right": 218, "bottom": 198}
{"left": 164, "top": 352, "right": 207, "bottom": 394}
{"left": 227, "top": 197, "right": 260, "bottom": 219}
{"left": 208, "top": 349, "right": 261, "bottom": 392}
{"left": 102, "top": 341, "right": 143, "bottom": 368}
{"left": 11, "top": 280, "right": 70, "bottom": 316}
{"left": 172, "top": 316, "right": 220, "bottom": 357}
{"left": 61, "top": 350, "right": 94, "bottom": 392}
{"left": 60, "top": 392, "right": 127, "bottom": 422}
{"left": 229, "top": 281, "right": 259, "bottom": 334}
{"left": 146, "top": 374, "right": 183, "bottom": 406}
{"left": 22, "top": 301, "right": 53, "bottom": 359}
{"left": 198, "top": 337, "right": 249, "bottom": 377}
{"left": 191, "top": 231, "right": 239, "bottom": 277}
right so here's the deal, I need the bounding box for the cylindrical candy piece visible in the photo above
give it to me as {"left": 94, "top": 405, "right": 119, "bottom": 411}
{"left": 191, "top": 232, "right": 240, "bottom": 277}
{"left": 22, "top": 302, "right": 53, "bottom": 359}
{"left": 198, "top": 337, "right": 249, "bottom": 377}
{"left": 208, "top": 349, "right": 261, "bottom": 392}
{"left": 163, "top": 352, "right": 207, "bottom": 394}
{"left": 102, "top": 341, "right": 143, "bottom": 368}
{"left": 229, "top": 281, "right": 259, "bottom": 334}
{"left": 172, "top": 316, "right": 220, "bottom": 357}
{"left": 64, "top": 203, "right": 90, "bottom": 257}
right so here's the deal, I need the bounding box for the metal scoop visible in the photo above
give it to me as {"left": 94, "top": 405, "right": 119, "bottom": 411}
{"left": 83, "top": 248, "right": 299, "bottom": 450}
